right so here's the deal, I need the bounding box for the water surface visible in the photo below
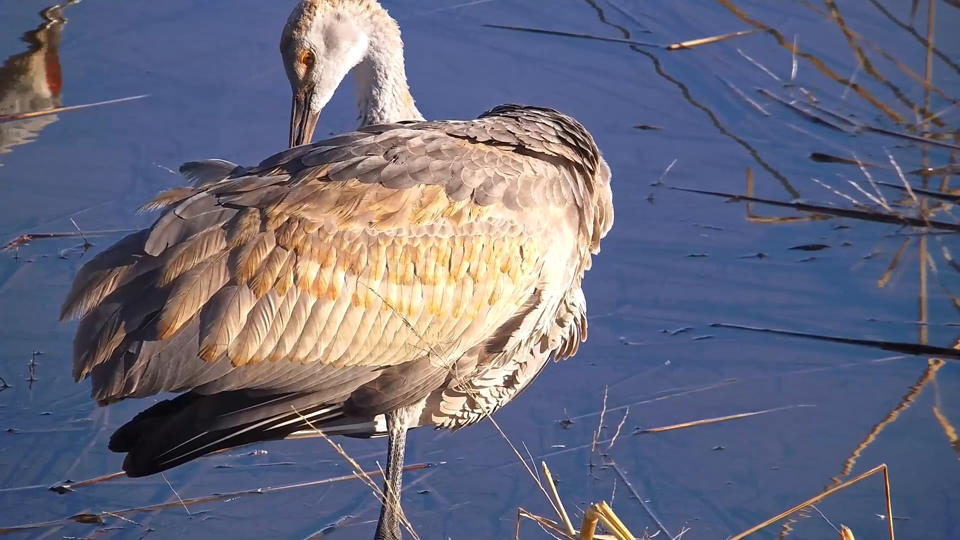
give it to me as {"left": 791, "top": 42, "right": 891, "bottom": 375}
{"left": 1, "top": 0, "right": 959, "bottom": 538}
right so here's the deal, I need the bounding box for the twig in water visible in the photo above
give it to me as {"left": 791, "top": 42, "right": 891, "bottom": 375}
{"left": 756, "top": 88, "right": 854, "bottom": 133}
{"left": 712, "top": 322, "right": 960, "bottom": 359}
{"left": 4, "top": 229, "right": 137, "bottom": 251}
{"left": 811, "top": 178, "right": 863, "bottom": 207}
{"left": 845, "top": 178, "right": 888, "bottom": 211}
{"left": 718, "top": 76, "right": 768, "bottom": 115}
{"left": 666, "top": 29, "right": 755, "bottom": 50}
{"left": 49, "top": 471, "right": 127, "bottom": 494}
{"left": 653, "top": 159, "right": 678, "bottom": 186}
{"left": 884, "top": 150, "right": 917, "bottom": 203}
{"left": 513, "top": 508, "right": 569, "bottom": 540}
{"left": 69, "top": 219, "right": 92, "bottom": 249}
{"left": 737, "top": 48, "right": 782, "bottom": 81}
{"left": 483, "top": 24, "right": 660, "bottom": 47}
{"left": 100, "top": 512, "right": 152, "bottom": 533}
{"left": 27, "top": 351, "right": 40, "bottom": 385}
{"left": 851, "top": 152, "right": 891, "bottom": 210}
{"left": 809, "top": 505, "right": 841, "bottom": 534}
{"left": 0, "top": 95, "right": 149, "bottom": 124}
{"left": 160, "top": 473, "right": 191, "bottom": 516}
{"left": 610, "top": 462, "right": 671, "bottom": 538}
{"left": 809, "top": 152, "right": 884, "bottom": 168}
{"left": 541, "top": 462, "right": 575, "bottom": 537}
{"left": 607, "top": 409, "right": 629, "bottom": 452}
{"left": 0, "top": 464, "right": 437, "bottom": 535}
{"left": 729, "top": 464, "right": 894, "bottom": 540}
{"left": 671, "top": 185, "right": 960, "bottom": 231}
{"left": 790, "top": 34, "right": 799, "bottom": 83}
{"left": 590, "top": 387, "right": 609, "bottom": 471}
{"left": 633, "top": 404, "right": 814, "bottom": 434}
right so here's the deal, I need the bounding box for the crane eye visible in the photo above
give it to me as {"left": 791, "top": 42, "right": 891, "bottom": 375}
{"left": 299, "top": 50, "right": 315, "bottom": 67}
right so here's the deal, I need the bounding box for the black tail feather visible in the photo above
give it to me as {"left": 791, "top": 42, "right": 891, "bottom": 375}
{"left": 109, "top": 391, "right": 350, "bottom": 477}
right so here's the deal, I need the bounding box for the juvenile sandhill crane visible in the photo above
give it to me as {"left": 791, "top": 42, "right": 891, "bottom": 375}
{"left": 61, "top": 1, "right": 614, "bottom": 538}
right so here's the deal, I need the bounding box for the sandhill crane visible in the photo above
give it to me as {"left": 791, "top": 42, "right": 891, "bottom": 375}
{"left": 61, "top": 1, "right": 614, "bottom": 538}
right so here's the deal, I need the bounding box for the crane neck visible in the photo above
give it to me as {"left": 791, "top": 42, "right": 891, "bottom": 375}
{"left": 354, "top": 11, "right": 424, "bottom": 127}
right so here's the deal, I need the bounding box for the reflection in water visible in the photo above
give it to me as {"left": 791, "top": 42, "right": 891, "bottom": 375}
{"left": 582, "top": 0, "right": 801, "bottom": 199}
{"left": 0, "top": 4, "right": 73, "bottom": 163}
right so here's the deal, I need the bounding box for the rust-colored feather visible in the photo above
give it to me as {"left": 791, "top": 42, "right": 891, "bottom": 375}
{"left": 227, "top": 207, "right": 263, "bottom": 249}
{"left": 251, "top": 247, "right": 291, "bottom": 298}
{"left": 228, "top": 289, "right": 282, "bottom": 366}
{"left": 235, "top": 232, "right": 276, "bottom": 285}
{"left": 199, "top": 285, "right": 257, "bottom": 362}
{"left": 138, "top": 187, "right": 198, "bottom": 213}
{"left": 158, "top": 228, "right": 227, "bottom": 287}
{"left": 157, "top": 255, "right": 229, "bottom": 340}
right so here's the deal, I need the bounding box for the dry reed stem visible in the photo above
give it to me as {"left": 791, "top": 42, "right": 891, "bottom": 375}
{"left": 0, "top": 464, "right": 434, "bottom": 535}
{"left": 609, "top": 462, "right": 671, "bottom": 538}
{"left": 4, "top": 229, "right": 138, "bottom": 251}
{"left": 591, "top": 387, "right": 609, "bottom": 465}
{"left": 885, "top": 150, "right": 918, "bottom": 203}
{"left": 159, "top": 473, "right": 191, "bottom": 516}
{"left": 717, "top": 76, "right": 769, "bottom": 115}
{"left": 607, "top": 409, "right": 629, "bottom": 451}
{"left": 716, "top": 0, "right": 907, "bottom": 124}
{"left": 674, "top": 186, "right": 960, "bottom": 231}
{"left": 515, "top": 508, "right": 570, "bottom": 540}
{"left": 576, "top": 503, "right": 635, "bottom": 540}
{"left": 811, "top": 178, "right": 863, "bottom": 207}
{"left": 737, "top": 48, "right": 782, "bottom": 81}
{"left": 850, "top": 154, "right": 891, "bottom": 210}
{"left": 634, "top": 404, "right": 813, "bottom": 434}
{"left": 666, "top": 29, "right": 755, "bottom": 50}
{"left": 790, "top": 34, "right": 799, "bottom": 82}
{"left": 579, "top": 508, "right": 600, "bottom": 540}
{"left": 542, "top": 462, "right": 576, "bottom": 537}
{"left": 840, "top": 525, "right": 856, "bottom": 540}
{"left": 483, "top": 24, "right": 660, "bottom": 47}
{"left": 0, "top": 95, "right": 149, "bottom": 123}
{"left": 730, "top": 463, "right": 894, "bottom": 539}
{"left": 712, "top": 323, "right": 960, "bottom": 360}
{"left": 808, "top": 504, "right": 840, "bottom": 533}
{"left": 756, "top": 88, "right": 854, "bottom": 133}
{"left": 48, "top": 471, "right": 127, "bottom": 493}
{"left": 597, "top": 502, "right": 635, "bottom": 540}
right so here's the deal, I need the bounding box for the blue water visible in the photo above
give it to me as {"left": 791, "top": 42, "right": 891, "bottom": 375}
{"left": 1, "top": 0, "right": 958, "bottom": 538}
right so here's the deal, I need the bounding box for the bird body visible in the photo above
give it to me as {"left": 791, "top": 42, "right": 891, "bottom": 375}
{"left": 63, "top": 1, "right": 614, "bottom": 537}
{"left": 63, "top": 104, "right": 612, "bottom": 475}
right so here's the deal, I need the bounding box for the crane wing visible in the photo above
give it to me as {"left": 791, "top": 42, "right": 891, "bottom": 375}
{"left": 62, "top": 105, "right": 607, "bottom": 407}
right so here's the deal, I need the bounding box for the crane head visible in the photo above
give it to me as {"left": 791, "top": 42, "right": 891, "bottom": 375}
{"left": 280, "top": 1, "right": 371, "bottom": 147}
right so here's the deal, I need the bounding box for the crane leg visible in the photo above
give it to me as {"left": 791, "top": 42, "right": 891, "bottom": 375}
{"left": 374, "top": 408, "right": 413, "bottom": 540}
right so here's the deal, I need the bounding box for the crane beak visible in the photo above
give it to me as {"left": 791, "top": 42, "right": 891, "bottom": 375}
{"left": 289, "top": 89, "right": 320, "bottom": 148}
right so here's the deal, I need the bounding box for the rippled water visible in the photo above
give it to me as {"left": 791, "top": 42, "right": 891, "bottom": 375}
{"left": 1, "top": 0, "right": 959, "bottom": 538}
